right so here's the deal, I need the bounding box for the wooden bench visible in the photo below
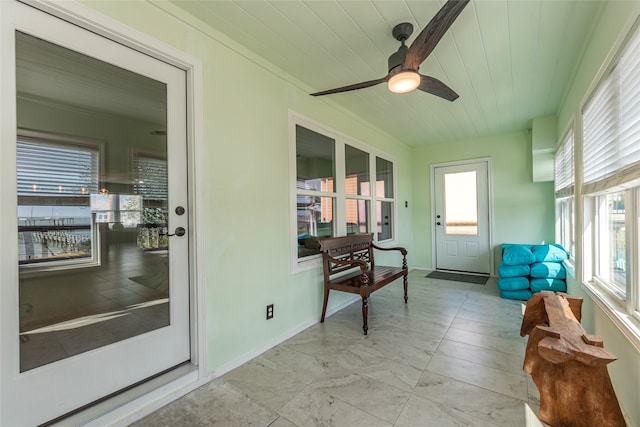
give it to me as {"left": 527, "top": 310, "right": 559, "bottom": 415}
{"left": 319, "top": 233, "right": 408, "bottom": 335}
{"left": 520, "top": 291, "right": 626, "bottom": 427}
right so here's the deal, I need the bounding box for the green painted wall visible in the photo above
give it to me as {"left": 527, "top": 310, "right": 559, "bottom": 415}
{"left": 557, "top": 1, "right": 640, "bottom": 425}
{"left": 411, "top": 130, "right": 555, "bottom": 274}
{"left": 78, "top": 1, "right": 414, "bottom": 373}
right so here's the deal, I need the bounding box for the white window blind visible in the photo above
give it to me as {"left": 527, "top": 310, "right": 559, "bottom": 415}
{"left": 134, "top": 155, "right": 168, "bottom": 201}
{"left": 583, "top": 24, "right": 640, "bottom": 194}
{"left": 554, "top": 127, "right": 574, "bottom": 198}
{"left": 618, "top": 30, "right": 640, "bottom": 171}
{"left": 17, "top": 139, "right": 99, "bottom": 198}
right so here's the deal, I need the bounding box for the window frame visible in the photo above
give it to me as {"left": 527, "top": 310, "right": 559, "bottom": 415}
{"left": 17, "top": 129, "right": 104, "bottom": 272}
{"left": 345, "top": 143, "right": 372, "bottom": 236}
{"left": 591, "top": 192, "right": 628, "bottom": 300}
{"left": 556, "top": 196, "right": 574, "bottom": 261}
{"left": 289, "top": 111, "right": 398, "bottom": 272}
{"left": 578, "top": 12, "right": 640, "bottom": 352}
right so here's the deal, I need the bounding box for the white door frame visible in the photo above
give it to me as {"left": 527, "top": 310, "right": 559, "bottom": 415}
{"left": 1, "top": 0, "right": 208, "bottom": 424}
{"left": 430, "top": 157, "right": 495, "bottom": 275}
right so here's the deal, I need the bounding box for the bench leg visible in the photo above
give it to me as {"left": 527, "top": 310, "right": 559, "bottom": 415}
{"left": 320, "top": 287, "right": 329, "bottom": 323}
{"left": 403, "top": 274, "right": 408, "bottom": 304}
{"left": 362, "top": 297, "right": 369, "bottom": 335}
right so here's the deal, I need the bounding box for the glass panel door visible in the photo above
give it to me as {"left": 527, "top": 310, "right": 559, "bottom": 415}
{"left": 1, "top": 3, "right": 190, "bottom": 425}
{"left": 434, "top": 162, "right": 491, "bottom": 274}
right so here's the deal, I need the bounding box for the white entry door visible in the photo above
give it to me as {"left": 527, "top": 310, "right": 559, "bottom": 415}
{"left": 433, "top": 161, "right": 491, "bottom": 274}
{"left": 0, "top": 2, "right": 190, "bottom": 425}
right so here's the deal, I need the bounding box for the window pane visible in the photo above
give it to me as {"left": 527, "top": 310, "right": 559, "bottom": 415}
{"left": 17, "top": 139, "right": 99, "bottom": 196}
{"left": 598, "top": 193, "right": 626, "bottom": 294}
{"left": 554, "top": 128, "right": 574, "bottom": 197}
{"left": 377, "top": 201, "right": 393, "bottom": 241}
{"left": 297, "top": 195, "right": 334, "bottom": 258}
{"left": 558, "top": 197, "right": 574, "bottom": 257}
{"left": 570, "top": 198, "right": 575, "bottom": 256}
{"left": 296, "top": 125, "right": 335, "bottom": 192}
{"left": 345, "top": 145, "right": 370, "bottom": 196}
{"left": 376, "top": 157, "right": 393, "bottom": 198}
{"left": 17, "top": 138, "right": 98, "bottom": 265}
{"left": 18, "top": 206, "right": 92, "bottom": 264}
{"left": 444, "top": 171, "right": 478, "bottom": 235}
{"left": 346, "top": 199, "right": 369, "bottom": 234}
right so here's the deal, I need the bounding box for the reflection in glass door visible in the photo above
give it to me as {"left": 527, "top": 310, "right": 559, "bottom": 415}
{"left": 16, "top": 32, "right": 174, "bottom": 372}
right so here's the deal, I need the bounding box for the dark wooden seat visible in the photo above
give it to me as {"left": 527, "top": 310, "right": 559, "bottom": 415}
{"left": 319, "top": 233, "right": 408, "bottom": 335}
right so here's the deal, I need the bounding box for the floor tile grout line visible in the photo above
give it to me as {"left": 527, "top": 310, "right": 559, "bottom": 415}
{"left": 438, "top": 330, "right": 527, "bottom": 359}
{"left": 401, "top": 391, "right": 507, "bottom": 427}
{"left": 432, "top": 339, "right": 528, "bottom": 378}
{"left": 420, "top": 355, "right": 530, "bottom": 404}
{"left": 420, "top": 289, "right": 531, "bottom": 405}
{"left": 427, "top": 289, "right": 469, "bottom": 358}
{"left": 307, "top": 385, "right": 399, "bottom": 426}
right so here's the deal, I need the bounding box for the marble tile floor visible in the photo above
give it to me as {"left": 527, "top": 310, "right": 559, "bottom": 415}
{"left": 19, "top": 244, "right": 169, "bottom": 371}
{"left": 134, "top": 270, "right": 543, "bottom": 427}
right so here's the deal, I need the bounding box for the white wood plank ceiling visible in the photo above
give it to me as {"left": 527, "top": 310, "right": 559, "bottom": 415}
{"left": 168, "top": 0, "right": 603, "bottom": 146}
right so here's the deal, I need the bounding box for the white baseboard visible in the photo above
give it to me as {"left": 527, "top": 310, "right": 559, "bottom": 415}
{"left": 210, "top": 296, "right": 359, "bottom": 378}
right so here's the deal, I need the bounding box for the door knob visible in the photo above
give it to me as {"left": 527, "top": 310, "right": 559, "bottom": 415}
{"left": 168, "top": 226, "right": 186, "bottom": 237}
{"left": 175, "top": 206, "right": 185, "bottom": 215}
{"left": 436, "top": 222, "right": 441, "bottom": 226}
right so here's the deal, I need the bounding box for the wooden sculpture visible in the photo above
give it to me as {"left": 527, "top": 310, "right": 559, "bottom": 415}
{"left": 520, "top": 291, "right": 626, "bottom": 427}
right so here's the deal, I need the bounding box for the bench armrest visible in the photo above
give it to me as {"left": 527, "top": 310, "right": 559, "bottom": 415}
{"left": 324, "top": 254, "right": 369, "bottom": 273}
{"left": 371, "top": 243, "right": 408, "bottom": 256}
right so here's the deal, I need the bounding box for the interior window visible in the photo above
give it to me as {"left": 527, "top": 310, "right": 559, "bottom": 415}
{"left": 376, "top": 157, "right": 394, "bottom": 241}
{"left": 292, "top": 118, "right": 397, "bottom": 264}
{"left": 17, "top": 132, "right": 100, "bottom": 267}
{"left": 345, "top": 144, "right": 370, "bottom": 234}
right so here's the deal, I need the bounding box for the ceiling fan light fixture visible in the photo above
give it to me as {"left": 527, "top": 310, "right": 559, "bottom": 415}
{"left": 388, "top": 71, "right": 420, "bottom": 93}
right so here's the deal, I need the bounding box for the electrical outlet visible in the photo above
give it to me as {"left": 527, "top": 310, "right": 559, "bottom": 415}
{"left": 266, "top": 304, "right": 274, "bottom": 320}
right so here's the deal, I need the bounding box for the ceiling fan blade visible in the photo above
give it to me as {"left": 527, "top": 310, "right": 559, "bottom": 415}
{"left": 418, "top": 75, "right": 459, "bottom": 101}
{"left": 310, "top": 76, "right": 389, "bottom": 96}
{"left": 403, "top": 0, "right": 470, "bottom": 71}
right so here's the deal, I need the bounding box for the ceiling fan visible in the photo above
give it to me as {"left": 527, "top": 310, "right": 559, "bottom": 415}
{"left": 310, "top": 0, "right": 469, "bottom": 101}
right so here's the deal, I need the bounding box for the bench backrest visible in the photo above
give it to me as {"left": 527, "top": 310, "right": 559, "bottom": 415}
{"left": 319, "top": 233, "right": 375, "bottom": 277}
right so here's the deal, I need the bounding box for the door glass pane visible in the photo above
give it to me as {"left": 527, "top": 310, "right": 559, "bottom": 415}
{"left": 444, "top": 171, "right": 478, "bottom": 235}
{"left": 346, "top": 198, "right": 369, "bottom": 234}
{"left": 345, "top": 145, "right": 370, "bottom": 196}
{"left": 16, "top": 32, "right": 171, "bottom": 372}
